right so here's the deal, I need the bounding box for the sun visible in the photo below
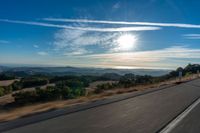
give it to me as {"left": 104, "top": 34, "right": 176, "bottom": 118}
{"left": 116, "top": 34, "right": 137, "bottom": 51}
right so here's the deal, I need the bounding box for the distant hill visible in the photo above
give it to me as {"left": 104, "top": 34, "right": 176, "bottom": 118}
{"left": 0, "top": 66, "right": 170, "bottom": 77}
{"left": 0, "top": 66, "right": 10, "bottom": 73}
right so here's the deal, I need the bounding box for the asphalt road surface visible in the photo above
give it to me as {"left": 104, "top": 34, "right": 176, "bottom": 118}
{"left": 2, "top": 79, "right": 200, "bottom": 133}
{"left": 170, "top": 97, "right": 200, "bottom": 133}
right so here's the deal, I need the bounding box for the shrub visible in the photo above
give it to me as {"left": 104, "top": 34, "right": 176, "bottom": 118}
{"left": 13, "top": 91, "right": 38, "bottom": 105}
{"left": 72, "top": 87, "right": 85, "bottom": 98}
{"left": 12, "top": 81, "right": 23, "bottom": 91}
{"left": 61, "top": 86, "right": 73, "bottom": 99}
{"left": 36, "top": 86, "right": 61, "bottom": 101}
{"left": 21, "top": 79, "right": 48, "bottom": 88}
{"left": 0, "top": 87, "right": 5, "bottom": 96}
{"left": 0, "top": 86, "right": 12, "bottom": 96}
{"left": 94, "top": 83, "right": 115, "bottom": 94}
{"left": 94, "top": 87, "right": 104, "bottom": 94}
{"left": 3, "top": 85, "right": 12, "bottom": 94}
{"left": 65, "top": 79, "right": 84, "bottom": 89}
{"left": 12, "top": 78, "right": 48, "bottom": 91}
{"left": 56, "top": 80, "right": 85, "bottom": 98}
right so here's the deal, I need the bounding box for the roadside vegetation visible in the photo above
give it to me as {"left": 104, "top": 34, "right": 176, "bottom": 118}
{"left": 0, "top": 63, "right": 199, "bottom": 121}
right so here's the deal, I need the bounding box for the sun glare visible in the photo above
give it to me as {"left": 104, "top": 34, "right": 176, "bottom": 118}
{"left": 117, "top": 34, "right": 137, "bottom": 51}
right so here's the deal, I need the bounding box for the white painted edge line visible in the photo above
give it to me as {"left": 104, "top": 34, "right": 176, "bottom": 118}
{"left": 159, "top": 97, "right": 200, "bottom": 133}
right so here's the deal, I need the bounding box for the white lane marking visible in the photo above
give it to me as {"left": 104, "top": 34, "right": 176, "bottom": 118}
{"left": 160, "top": 97, "right": 200, "bottom": 133}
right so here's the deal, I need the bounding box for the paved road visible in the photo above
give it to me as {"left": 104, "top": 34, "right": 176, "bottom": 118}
{"left": 3, "top": 79, "right": 200, "bottom": 133}
{"left": 170, "top": 98, "right": 200, "bottom": 133}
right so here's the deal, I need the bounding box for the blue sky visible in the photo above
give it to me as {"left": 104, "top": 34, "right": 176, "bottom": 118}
{"left": 1, "top": 0, "right": 200, "bottom": 69}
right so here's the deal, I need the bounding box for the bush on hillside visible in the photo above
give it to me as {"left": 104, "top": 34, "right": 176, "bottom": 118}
{"left": 12, "top": 81, "right": 86, "bottom": 105}
{"left": 13, "top": 91, "right": 38, "bottom": 105}
{"left": 0, "top": 87, "right": 5, "bottom": 96}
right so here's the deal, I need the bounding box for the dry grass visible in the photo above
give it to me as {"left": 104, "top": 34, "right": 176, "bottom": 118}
{"left": 0, "top": 94, "right": 14, "bottom": 106}
{"left": 0, "top": 74, "right": 198, "bottom": 123}
{"left": 0, "top": 80, "right": 16, "bottom": 87}
{"left": 0, "top": 97, "right": 88, "bottom": 122}
{"left": 13, "top": 83, "right": 56, "bottom": 93}
{"left": 0, "top": 94, "right": 115, "bottom": 122}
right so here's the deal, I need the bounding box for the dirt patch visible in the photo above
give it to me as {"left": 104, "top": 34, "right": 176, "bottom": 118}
{"left": 0, "top": 80, "right": 16, "bottom": 87}
{"left": 0, "top": 94, "right": 14, "bottom": 106}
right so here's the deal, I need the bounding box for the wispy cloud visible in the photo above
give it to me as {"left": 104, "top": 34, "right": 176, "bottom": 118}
{"left": 0, "top": 19, "right": 160, "bottom": 32}
{"left": 44, "top": 18, "right": 200, "bottom": 29}
{"left": 79, "top": 46, "right": 200, "bottom": 69}
{"left": 0, "top": 40, "right": 10, "bottom": 44}
{"left": 37, "top": 51, "right": 48, "bottom": 56}
{"left": 88, "top": 46, "right": 200, "bottom": 60}
{"left": 39, "top": 46, "right": 198, "bottom": 69}
{"left": 112, "top": 2, "right": 120, "bottom": 9}
{"left": 54, "top": 29, "right": 119, "bottom": 55}
{"left": 33, "top": 45, "right": 39, "bottom": 48}
{"left": 183, "top": 34, "right": 200, "bottom": 39}
{"left": 2, "top": 18, "right": 200, "bottom": 69}
{"left": 63, "top": 48, "right": 90, "bottom": 56}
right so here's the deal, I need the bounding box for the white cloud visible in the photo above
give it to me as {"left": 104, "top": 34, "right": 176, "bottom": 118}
{"left": 0, "top": 19, "right": 160, "bottom": 32}
{"left": 44, "top": 18, "right": 200, "bottom": 29}
{"left": 37, "top": 51, "right": 48, "bottom": 56}
{"left": 33, "top": 45, "right": 39, "bottom": 48}
{"left": 183, "top": 34, "right": 200, "bottom": 39}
